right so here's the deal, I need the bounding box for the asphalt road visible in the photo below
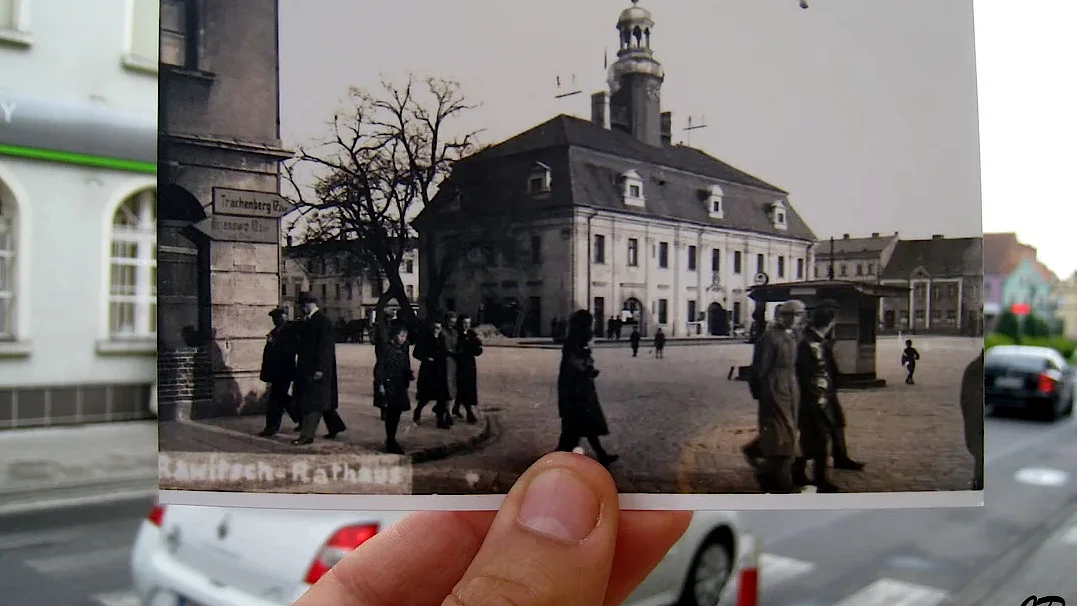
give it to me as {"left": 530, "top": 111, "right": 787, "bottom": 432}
{"left": 4, "top": 412, "right": 1075, "bottom": 605}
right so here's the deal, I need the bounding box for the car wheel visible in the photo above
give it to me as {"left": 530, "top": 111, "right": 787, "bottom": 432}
{"left": 679, "top": 533, "right": 734, "bottom": 606}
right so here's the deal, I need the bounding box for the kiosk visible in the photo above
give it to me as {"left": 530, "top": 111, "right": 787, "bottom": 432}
{"left": 739, "top": 280, "right": 909, "bottom": 389}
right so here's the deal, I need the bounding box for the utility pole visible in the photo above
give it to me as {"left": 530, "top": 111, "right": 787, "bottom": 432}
{"left": 827, "top": 236, "right": 836, "bottom": 280}
{"left": 553, "top": 73, "right": 581, "bottom": 99}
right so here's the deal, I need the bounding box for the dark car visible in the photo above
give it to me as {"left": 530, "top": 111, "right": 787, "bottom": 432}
{"left": 984, "top": 345, "right": 1076, "bottom": 421}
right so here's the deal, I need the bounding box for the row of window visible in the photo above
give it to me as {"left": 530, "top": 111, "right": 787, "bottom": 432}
{"left": 0, "top": 189, "right": 157, "bottom": 341}
{"left": 814, "top": 261, "right": 876, "bottom": 278}
{"left": 282, "top": 280, "right": 416, "bottom": 302}
{"left": 594, "top": 295, "right": 745, "bottom": 327}
{"left": 593, "top": 235, "right": 805, "bottom": 278}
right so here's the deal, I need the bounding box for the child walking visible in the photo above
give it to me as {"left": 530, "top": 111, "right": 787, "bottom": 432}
{"left": 901, "top": 339, "right": 921, "bottom": 384}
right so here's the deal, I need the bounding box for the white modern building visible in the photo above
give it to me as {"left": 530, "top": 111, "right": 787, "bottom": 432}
{"left": 0, "top": 0, "right": 158, "bottom": 427}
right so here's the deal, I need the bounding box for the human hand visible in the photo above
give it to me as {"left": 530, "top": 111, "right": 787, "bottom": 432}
{"left": 293, "top": 452, "right": 692, "bottom": 606}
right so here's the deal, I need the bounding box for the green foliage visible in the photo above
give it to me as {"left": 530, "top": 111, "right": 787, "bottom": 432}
{"left": 994, "top": 311, "right": 1020, "bottom": 340}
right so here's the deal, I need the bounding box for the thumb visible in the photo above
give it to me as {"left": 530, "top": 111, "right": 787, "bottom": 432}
{"left": 445, "top": 453, "right": 618, "bottom": 606}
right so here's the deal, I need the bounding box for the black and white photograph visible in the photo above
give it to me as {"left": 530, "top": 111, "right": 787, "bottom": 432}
{"left": 156, "top": 0, "right": 984, "bottom": 510}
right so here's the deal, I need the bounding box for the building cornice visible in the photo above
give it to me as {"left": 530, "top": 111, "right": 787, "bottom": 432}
{"left": 162, "top": 132, "right": 294, "bottom": 161}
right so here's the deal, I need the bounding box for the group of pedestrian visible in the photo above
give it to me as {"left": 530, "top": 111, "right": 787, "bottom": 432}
{"left": 743, "top": 299, "right": 865, "bottom": 493}
{"left": 258, "top": 292, "right": 346, "bottom": 446}
{"left": 627, "top": 326, "right": 665, "bottom": 358}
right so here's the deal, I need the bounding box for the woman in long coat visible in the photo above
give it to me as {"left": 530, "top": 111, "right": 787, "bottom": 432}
{"left": 413, "top": 319, "right": 452, "bottom": 429}
{"left": 375, "top": 323, "right": 414, "bottom": 454}
{"left": 452, "top": 314, "right": 483, "bottom": 424}
{"left": 555, "top": 309, "right": 619, "bottom": 467}
{"left": 749, "top": 300, "right": 803, "bottom": 493}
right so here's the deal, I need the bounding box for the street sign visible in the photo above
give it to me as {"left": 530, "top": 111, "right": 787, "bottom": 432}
{"left": 212, "top": 187, "right": 294, "bottom": 219}
{"left": 193, "top": 215, "right": 280, "bottom": 244}
{"left": 1010, "top": 303, "right": 1031, "bottom": 316}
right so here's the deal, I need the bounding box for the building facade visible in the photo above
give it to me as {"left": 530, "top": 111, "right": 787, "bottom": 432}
{"left": 158, "top": 0, "right": 290, "bottom": 420}
{"left": 879, "top": 235, "right": 983, "bottom": 335}
{"left": 414, "top": 1, "right": 817, "bottom": 338}
{"left": 280, "top": 241, "right": 420, "bottom": 323}
{"left": 1054, "top": 272, "right": 1077, "bottom": 341}
{"left": 983, "top": 232, "right": 1038, "bottom": 320}
{"left": 0, "top": 0, "right": 158, "bottom": 428}
{"left": 1000, "top": 257, "right": 1058, "bottom": 322}
{"left": 811, "top": 232, "right": 899, "bottom": 283}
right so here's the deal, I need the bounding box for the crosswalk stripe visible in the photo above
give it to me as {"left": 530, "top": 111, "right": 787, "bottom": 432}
{"left": 828, "top": 578, "right": 949, "bottom": 606}
{"left": 90, "top": 590, "right": 141, "bottom": 606}
{"left": 724, "top": 552, "right": 816, "bottom": 596}
{"left": 24, "top": 545, "right": 131, "bottom": 575}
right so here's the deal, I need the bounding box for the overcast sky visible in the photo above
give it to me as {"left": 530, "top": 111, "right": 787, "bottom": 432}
{"left": 278, "top": 0, "right": 984, "bottom": 257}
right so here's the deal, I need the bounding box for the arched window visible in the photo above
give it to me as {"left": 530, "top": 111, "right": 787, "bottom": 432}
{"left": 109, "top": 189, "right": 157, "bottom": 338}
{"left": 0, "top": 195, "right": 15, "bottom": 339}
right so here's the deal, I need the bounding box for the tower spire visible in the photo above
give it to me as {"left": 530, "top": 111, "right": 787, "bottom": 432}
{"left": 608, "top": 1, "right": 665, "bottom": 145}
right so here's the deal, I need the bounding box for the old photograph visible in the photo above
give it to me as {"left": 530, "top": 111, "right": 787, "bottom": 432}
{"left": 156, "top": 0, "right": 984, "bottom": 509}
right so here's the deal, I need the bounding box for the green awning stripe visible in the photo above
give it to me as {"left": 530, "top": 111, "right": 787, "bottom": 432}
{"left": 0, "top": 143, "right": 156, "bottom": 174}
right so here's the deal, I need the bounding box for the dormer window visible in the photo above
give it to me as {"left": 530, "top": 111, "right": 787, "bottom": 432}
{"left": 621, "top": 169, "right": 645, "bottom": 207}
{"left": 528, "top": 162, "right": 552, "bottom": 196}
{"left": 706, "top": 184, "right": 724, "bottom": 219}
{"left": 770, "top": 200, "right": 788, "bottom": 230}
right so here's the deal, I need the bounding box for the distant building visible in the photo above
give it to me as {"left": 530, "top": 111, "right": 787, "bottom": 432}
{"left": 1000, "top": 257, "right": 1058, "bottom": 324}
{"left": 879, "top": 235, "right": 983, "bottom": 335}
{"left": 811, "top": 232, "right": 900, "bottom": 282}
{"left": 983, "top": 232, "right": 1038, "bottom": 320}
{"left": 414, "top": 1, "right": 817, "bottom": 338}
{"left": 281, "top": 241, "right": 420, "bottom": 323}
{"left": 0, "top": 0, "right": 157, "bottom": 428}
{"left": 1054, "top": 272, "right": 1077, "bottom": 340}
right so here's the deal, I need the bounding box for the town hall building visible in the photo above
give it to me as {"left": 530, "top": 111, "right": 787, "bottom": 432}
{"left": 414, "top": 0, "right": 818, "bottom": 337}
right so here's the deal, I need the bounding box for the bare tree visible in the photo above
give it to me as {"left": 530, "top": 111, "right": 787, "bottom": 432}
{"left": 282, "top": 74, "right": 481, "bottom": 324}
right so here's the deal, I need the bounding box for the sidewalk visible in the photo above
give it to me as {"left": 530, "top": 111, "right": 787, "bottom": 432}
{"left": 0, "top": 421, "right": 159, "bottom": 515}
{"left": 972, "top": 507, "right": 1077, "bottom": 606}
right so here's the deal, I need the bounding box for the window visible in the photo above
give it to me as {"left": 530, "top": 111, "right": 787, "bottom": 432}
{"left": 658, "top": 242, "right": 669, "bottom": 268}
{"left": 840, "top": 264, "right": 848, "bottom": 277}
{"left": 530, "top": 235, "right": 542, "bottom": 264}
{"left": 707, "top": 185, "right": 724, "bottom": 219}
{"left": 335, "top": 284, "right": 341, "bottom": 299}
{"left": 867, "top": 262, "right": 874, "bottom": 275}
{"left": 687, "top": 245, "right": 697, "bottom": 271}
{"left": 0, "top": 196, "right": 15, "bottom": 338}
{"left": 404, "top": 259, "right": 414, "bottom": 274}
{"left": 160, "top": 0, "right": 196, "bottom": 68}
{"left": 796, "top": 258, "right": 804, "bottom": 279}
{"left": 771, "top": 200, "right": 788, "bottom": 230}
{"left": 346, "top": 282, "right": 353, "bottom": 300}
{"left": 687, "top": 300, "right": 697, "bottom": 323}
{"left": 593, "top": 234, "right": 606, "bottom": 264}
{"left": 777, "top": 256, "right": 785, "bottom": 278}
{"left": 733, "top": 251, "right": 742, "bottom": 274}
{"left": 856, "top": 264, "right": 863, "bottom": 276}
{"left": 756, "top": 254, "right": 765, "bottom": 275}
{"left": 733, "top": 301, "right": 742, "bottom": 325}
{"left": 281, "top": 282, "right": 288, "bottom": 297}
{"left": 814, "top": 266, "right": 819, "bottom": 278}
{"left": 621, "top": 170, "right": 645, "bottom": 207}
{"left": 405, "top": 284, "right": 414, "bottom": 299}
{"left": 0, "top": 0, "right": 30, "bottom": 44}
{"left": 108, "top": 190, "right": 157, "bottom": 338}
{"left": 627, "top": 238, "right": 639, "bottom": 267}
{"left": 527, "top": 162, "right": 552, "bottom": 195}
{"left": 658, "top": 298, "right": 668, "bottom": 324}
{"left": 125, "top": 0, "right": 160, "bottom": 71}
{"left": 946, "top": 309, "right": 957, "bottom": 322}
{"left": 320, "top": 284, "right": 328, "bottom": 300}
{"left": 711, "top": 248, "right": 720, "bottom": 272}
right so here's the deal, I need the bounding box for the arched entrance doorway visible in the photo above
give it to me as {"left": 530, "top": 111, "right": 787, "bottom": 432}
{"left": 622, "top": 297, "right": 646, "bottom": 336}
{"left": 707, "top": 302, "right": 729, "bottom": 336}
{"left": 158, "top": 184, "right": 209, "bottom": 348}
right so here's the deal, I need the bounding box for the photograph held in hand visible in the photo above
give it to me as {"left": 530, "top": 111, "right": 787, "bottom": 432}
{"left": 156, "top": 0, "right": 984, "bottom": 510}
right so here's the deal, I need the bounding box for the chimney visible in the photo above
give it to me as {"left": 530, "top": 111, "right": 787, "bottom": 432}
{"left": 590, "top": 92, "right": 609, "bottom": 129}
{"left": 871, "top": 232, "right": 879, "bottom": 238}
{"left": 842, "top": 234, "right": 850, "bottom": 239}
{"left": 660, "top": 111, "right": 673, "bottom": 146}
{"left": 932, "top": 234, "right": 944, "bottom": 240}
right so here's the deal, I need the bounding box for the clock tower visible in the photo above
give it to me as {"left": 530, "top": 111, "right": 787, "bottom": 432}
{"left": 608, "top": 0, "right": 665, "bottom": 146}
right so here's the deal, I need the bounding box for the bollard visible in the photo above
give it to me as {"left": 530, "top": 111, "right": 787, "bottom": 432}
{"left": 736, "top": 533, "right": 762, "bottom": 606}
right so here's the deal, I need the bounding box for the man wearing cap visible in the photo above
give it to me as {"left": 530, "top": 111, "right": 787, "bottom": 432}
{"left": 748, "top": 299, "right": 805, "bottom": 493}
{"left": 793, "top": 302, "right": 843, "bottom": 492}
{"left": 815, "top": 299, "right": 865, "bottom": 472}
{"left": 257, "top": 306, "right": 301, "bottom": 437}
{"left": 293, "top": 292, "right": 346, "bottom": 445}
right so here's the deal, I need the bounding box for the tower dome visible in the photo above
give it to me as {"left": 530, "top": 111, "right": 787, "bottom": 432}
{"left": 618, "top": 0, "right": 654, "bottom": 28}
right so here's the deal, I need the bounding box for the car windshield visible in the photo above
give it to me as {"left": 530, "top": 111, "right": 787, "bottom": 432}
{"left": 986, "top": 351, "right": 1051, "bottom": 372}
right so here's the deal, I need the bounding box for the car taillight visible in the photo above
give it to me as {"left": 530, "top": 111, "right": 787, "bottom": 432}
{"left": 1038, "top": 372, "right": 1058, "bottom": 394}
{"left": 147, "top": 503, "right": 166, "bottom": 527}
{"left": 304, "top": 524, "right": 379, "bottom": 584}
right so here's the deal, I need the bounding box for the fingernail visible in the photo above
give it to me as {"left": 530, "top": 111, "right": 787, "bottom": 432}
{"left": 518, "top": 468, "right": 601, "bottom": 543}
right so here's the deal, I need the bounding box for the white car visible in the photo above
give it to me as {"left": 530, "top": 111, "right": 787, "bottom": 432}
{"left": 130, "top": 502, "right": 743, "bottom": 606}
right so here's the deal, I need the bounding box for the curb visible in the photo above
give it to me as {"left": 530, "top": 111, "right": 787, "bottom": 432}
{"left": 948, "top": 492, "right": 1077, "bottom": 605}
{"left": 0, "top": 476, "right": 158, "bottom": 517}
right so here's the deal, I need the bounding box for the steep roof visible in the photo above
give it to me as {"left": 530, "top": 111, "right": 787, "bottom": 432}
{"left": 881, "top": 237, "right": 983, "bottom": 279}
{"left": 983, "top": 232, "right": 1036, "bottom": 275}
{"left": 467, "top": 114, "right": 787, "bottom": 193}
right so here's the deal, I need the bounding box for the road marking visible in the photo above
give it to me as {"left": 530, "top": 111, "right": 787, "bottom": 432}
{"left": 725, "top": 551, "right": 815, "bottom": 597}
{"left": 0, "top": 526, "right": 92, "bottom": 551}
{"left": 1014, "top": 467, "right": 1070, "bottom": 487}
{"left": 829, "top": 578, "right": 949, "bottom": 606}
{"left": 90, "top": 590, "right": 141, "bottom": 606}
{"left": 25, "top": 545, "right": 131, "bottom": 575}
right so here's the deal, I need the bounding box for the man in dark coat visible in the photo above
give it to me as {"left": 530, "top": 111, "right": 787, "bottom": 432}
{"left": 749, "top": 300, "right": 804, "bottom": 493}
{"left": 815, "top": 299, "right": 865, "bottom": 472}
{"left": 629, "top": 326, "right": 641, "bottom": 357}
{"left": 792, "top": 304, "right": 841, "bottom": 492}
{"left": 961, "top": 349, "right": 985, "bottom": 490}
{"left": 556, "top": 309, "right": 618, "bottom": 467}
{"left": 413, "top": 318, "right": 452, "bottom": 429}
{"left": 451, "top": 314, "right": 483, "bottom": 424}
{"left": 653, "top": 327, "right": 666, "bottom": 358}
{"left": 257, "top": 306, "right": 300, "bottom": 436}
{"left": 293, "top": 293, "right": 346, "bottom": 445}
{"left": 375, "top": 323, "right": 414, "bottom": 454}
